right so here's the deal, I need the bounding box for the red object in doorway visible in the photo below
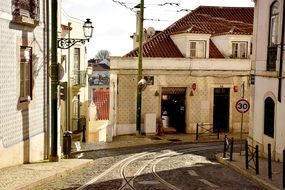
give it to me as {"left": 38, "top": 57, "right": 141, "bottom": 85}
{"left": 192, "top": 83, "right": 197, "bottom": 91}
{"left": 233, "top": 86, "right": 239, "bottom": 92}
{"left": 94, "top": 89, "right": 109, "bottom": 120}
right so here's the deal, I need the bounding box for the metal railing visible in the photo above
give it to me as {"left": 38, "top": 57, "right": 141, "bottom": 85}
{"left": 195, "top": 123, "right": 219, "bottom": 140}
{"left": 72, "top": 70, "right": 87, "bottom": 87}
{"left": 245, "top": 141, "right": 259, "bottom": 174}
{"left": 12, "top": 0, "right": 40, "bottom": 21}
{"left": 267, "top": 46, "right": 277, "bottom": 71}
{"left": 72, "top": 116, "right": 86, "bottom": 132}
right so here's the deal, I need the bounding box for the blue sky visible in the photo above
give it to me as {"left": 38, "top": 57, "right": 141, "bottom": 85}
{"left": 62, "top": 0, "right": 254, "bottom": 59}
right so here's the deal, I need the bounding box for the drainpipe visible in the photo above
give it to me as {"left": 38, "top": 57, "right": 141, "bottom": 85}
{"left": 277, "top": 1, "right": 285, "bottom": 102}
{"left": 44, "top": 0, "right": 50, "bottom": 160}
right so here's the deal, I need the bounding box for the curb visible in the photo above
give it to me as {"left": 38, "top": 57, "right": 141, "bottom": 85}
{"left": 215, "top": 154, "right": 279, "bottom": 190}
{"left": 16, "top": 159, "right": 93, "bottom": 190}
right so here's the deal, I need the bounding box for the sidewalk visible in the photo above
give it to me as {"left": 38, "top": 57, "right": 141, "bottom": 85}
{"left": 1, "top": 132, "right": 281, "bottom": 190}
{"left": 216, "top": 152, "right": 283, "bottom": 190}
{"left": 0, "top": 159, "right": 92, "bottom": 190}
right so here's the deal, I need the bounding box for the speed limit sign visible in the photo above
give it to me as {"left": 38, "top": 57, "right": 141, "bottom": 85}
{"left": 236, "top": 99, "right": 250, "bottom": 113}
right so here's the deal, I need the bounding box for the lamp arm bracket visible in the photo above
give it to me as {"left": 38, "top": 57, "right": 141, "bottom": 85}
{"left": 57, "top": 38, "right": 89, "bottom": 49}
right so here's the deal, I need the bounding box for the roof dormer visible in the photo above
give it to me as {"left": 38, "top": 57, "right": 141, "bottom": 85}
{"left": 211, "top": 34, "right": 252, "bottom": 58}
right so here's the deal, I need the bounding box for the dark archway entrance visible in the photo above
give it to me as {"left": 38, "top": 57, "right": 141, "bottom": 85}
{"left": 213, "top": 88, "right": 230, "bottom": 132}
{"left": 161, "top": 87, "right": 186, "bottom": 133}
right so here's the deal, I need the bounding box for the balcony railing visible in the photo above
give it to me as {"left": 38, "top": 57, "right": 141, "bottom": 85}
{"left": 12, "top": 0, "right": 40, "bottom": 25}
{"left": 267, "top": 46, "right": 277, "bottom": 71}
{"left": 72, "top": 116, "right": 86, "bottom": 132}
{"left": 72, "top": 70, "right": 87, "bottom": 87}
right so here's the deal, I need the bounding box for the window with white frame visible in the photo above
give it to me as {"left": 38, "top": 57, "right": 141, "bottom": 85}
{"left": 231, "top": 42, "right": 248, "bottom": 58}
{"left": 20, "top": 46, "right": 32, "bottom": 102}
{"left": 267, "top": 1, "right": 279, "bottom": 71}
{"left": 74, "top": 48, "right": 80, "bottom": 71}
{"left": 189, "top": 41, "right": 206, "bottom": 58}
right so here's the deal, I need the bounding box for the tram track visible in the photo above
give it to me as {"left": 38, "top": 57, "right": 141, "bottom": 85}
{"left": 151, "top": 145, "right": 224, "bottom": 190}
{"left": 77, "top": 142, "right": 224, "bottom": 190}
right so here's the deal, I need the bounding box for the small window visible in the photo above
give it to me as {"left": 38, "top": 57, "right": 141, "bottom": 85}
{"left": 264, "top": 97, "right": 275, "bottom": 138}
{"left": 20, "top": 46, "right": 32, "bottom": 102}
{"left": 74, "top": 48, "right": 80, "bottom": 71}
{"left": 189, "top": 41, "right": 206, "bottom": 58}
{"left": 231, "top": 42, "right": 248, "bottom": 58}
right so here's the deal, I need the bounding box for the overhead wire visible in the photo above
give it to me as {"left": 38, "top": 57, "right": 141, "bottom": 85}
{"left": 110, "top": 0, "right": 136, "bottom": 12}
{"left": 161, "top": 0, "right": 192, "bottom": 12}
{"left": 110, "top": 0, "right": 191, "bottom": 23}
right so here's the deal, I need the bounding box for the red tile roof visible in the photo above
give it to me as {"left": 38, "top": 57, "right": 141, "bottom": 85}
{"left": 209, "top": 40, "right": 224, "bottom": 58}
{"left": 61, "top": 24, "right": 72, "bottom": 30}
{"left": 125, "top": 6, "right": 253, "bottom": 58}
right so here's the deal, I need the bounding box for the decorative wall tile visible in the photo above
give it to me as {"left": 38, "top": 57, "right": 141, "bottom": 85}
{"left": 116, "top": 70, "right": 250, "bottom": 133}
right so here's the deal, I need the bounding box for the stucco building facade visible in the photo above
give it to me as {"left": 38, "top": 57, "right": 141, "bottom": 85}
{"left": 250, "top": 0, "right": 285, "bottom": 161}
{"left": 109, "top": 6, "right": 254, "bottom": 137}
{"left": 0, "top": 0, "right": 48, "bottom": 168}
{"left": 59, "top": 12, "right": 90, "bottom": 137}
{"left": 0, "top": 0, "right": 91, "bottom": 168}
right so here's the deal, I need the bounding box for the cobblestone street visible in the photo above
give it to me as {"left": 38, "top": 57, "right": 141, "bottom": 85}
{"left": 33, "top": 141, "right": 263, "bottom": 190}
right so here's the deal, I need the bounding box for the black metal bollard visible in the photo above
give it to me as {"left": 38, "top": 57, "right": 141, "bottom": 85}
{"left": 256, "top": 145, "right": 259, "bottom": 175}
{"left": 268, "top": 144, "right": 272, "bottom": 179}
{"left": 230, "top": 137, "right": 234, "bottom": 161}
{"left": 196, "top": 123, "right": 199, "bottom": 140}
{"left": 62, "top": 131, "right": 72, "bottom": 157}
{"left": 82, "top": 124, "right": 86, "bottom": 143}
{"left": 245, "top": 141, "right": 249, "bottom": 169}
{"left": 217, "top": 127, "right": 220, "bottom": 139}
{"left": 283, "top": 150, "right": 285, "bottom": 188}
{"left": 223, "top": 135, "right": 227, "bottom": 158}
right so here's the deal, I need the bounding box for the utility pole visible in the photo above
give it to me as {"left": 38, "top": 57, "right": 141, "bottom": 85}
{"left": 50, "top": 0, "right": 59, "bottom": 162}
{"left": 136, "top": 0, "right": 144, "bottom": 135}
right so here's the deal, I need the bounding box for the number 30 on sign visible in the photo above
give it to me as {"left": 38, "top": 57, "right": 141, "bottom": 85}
{"left": 236, "top": 99, "right": 250, "bottom": 113}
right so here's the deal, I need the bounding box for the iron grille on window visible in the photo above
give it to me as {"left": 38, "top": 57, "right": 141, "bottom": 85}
{"left": 12, "top": 0, "right": 40, "bottom": 21}
{"left": 73, "top": 70, "right": 87, "bottom": 87}
{"left": 267, "top": 46, "right": 277, "bottom": 71}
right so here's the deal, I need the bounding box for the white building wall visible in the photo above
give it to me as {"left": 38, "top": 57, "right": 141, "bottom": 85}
{"left": 251, "top": 0, "right": 285, "bottom": 161}
{"left": 170, "top": 34, "right": 187, "bottom": 57}
{"left": 253, "top": 76, "right": 285, "bottom": 161}
{"left": 211, "top": 35, "right": 228, "bottom": 57}
{"left": 0, "top": 0, "right": 47, "bottom": 168}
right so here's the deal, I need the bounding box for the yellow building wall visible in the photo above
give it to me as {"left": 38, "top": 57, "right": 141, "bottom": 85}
{"left": 116, "top": 70, "right": 250, "bottom": 134}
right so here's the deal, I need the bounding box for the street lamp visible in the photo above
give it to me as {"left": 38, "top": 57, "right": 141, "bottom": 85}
{"left": 49, "top": 6, "right": 93, "bottom": 161}
{"left": 57, "top": 18, "right": 94, "bottom": 49}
